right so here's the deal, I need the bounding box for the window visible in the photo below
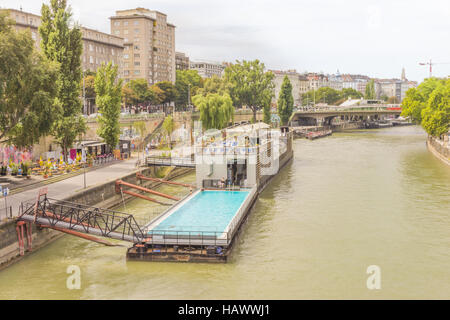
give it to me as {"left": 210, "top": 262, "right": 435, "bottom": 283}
{"left": 123, "top": 54, "right": 129, "bottom": 59}
{"left": 134, "top": 54, "right": 140, "bottom": 58}
{"left": 124, "top": 70, "right": 129, "bottom": 76}
{"left": 124, "top": 29, "right": 128, "bottom": 35}
{"left": 134, "top": 21, "right": 139, "bottom": 26}
{"left": 31, "top": 31, "right": 37, "bottom": 40}
{"left": 114, "top": 30, "right": 120, "bottom": 35}
{"left": 89, "top": 56, "right": 94, "bottom": 64}
{"left": 112, "top": 49, "right": 115, "bottom": 56}
{"left": 134, "top": 62, "right": 140, "bottom": 66}
{"left": 134, "top": 70, "right": 141, "bottom": 75}
{"left": 134, "top": 45, "right": 140, "bottom": 50}
{"left": 114, "top": 21, "right": 120, "bottom": 26}
{"left": 89, "top": 44, "right": 94, "bottom": 51}
{"left": 124, "top": 21, "right": 129, "bottom": 26}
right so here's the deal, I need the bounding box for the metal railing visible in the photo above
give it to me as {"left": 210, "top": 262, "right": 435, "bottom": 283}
{"left": 225, "top": 186, "right": 257, "bottom": 240}
{"left": 145, "top": 156, "right": 195, "bottom": 168}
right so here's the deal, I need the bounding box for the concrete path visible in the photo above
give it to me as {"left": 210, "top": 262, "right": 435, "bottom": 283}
{"left": 2, "top": 159, "right": 138, "bottom": 217}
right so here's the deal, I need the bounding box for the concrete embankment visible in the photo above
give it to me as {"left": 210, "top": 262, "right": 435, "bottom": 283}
{"left": 0, "top": 166, "right": 193, "bottom": 270}
{"left": 427, "top": 136, "right": 450, "bottom": 166}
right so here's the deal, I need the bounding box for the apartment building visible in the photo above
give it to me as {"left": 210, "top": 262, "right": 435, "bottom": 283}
{"left": 190, "top": 60, "right": 226, "bottom": 78}
{"left": 175, "top": 52, "right": 190, "bottom": 70}
{"left": 271, "top": 70, "right": 310, "bottom": 107}
{"left": 3, "top": 8, "right": 124, "bottom": 75}
{"left": 110, "top": 8, "right": 176, "bottom": 84}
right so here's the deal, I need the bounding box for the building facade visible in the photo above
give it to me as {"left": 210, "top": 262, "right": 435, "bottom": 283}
{"left": 110, "top": 8, "right": 176, "bottom": 85}
{"left": 190, "top": 61, "right": 226, "bottom": 78}
{"left": 175, "top": 52, "right": 190, "bottom": 70}
{"left": 271, "top": 70, "right": 310, "bottom": 107}
{"left": 3, "top": 8, "right": 124, "bottom": 75}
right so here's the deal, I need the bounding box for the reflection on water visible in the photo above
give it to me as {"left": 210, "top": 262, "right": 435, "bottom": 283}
{"left": 0, "top": 126, "right": 449, "bottom": 299}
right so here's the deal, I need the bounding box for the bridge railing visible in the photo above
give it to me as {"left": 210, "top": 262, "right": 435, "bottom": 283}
{"left": 145, "top": 156, "right": 195, "bottom": 167}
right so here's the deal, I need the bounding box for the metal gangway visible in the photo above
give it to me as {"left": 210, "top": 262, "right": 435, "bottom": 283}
{"left": 18, "top": 190, "right": 147, "bottom": 244}
{"left": 145, "top": 156, "right": 195, "bottom": 168}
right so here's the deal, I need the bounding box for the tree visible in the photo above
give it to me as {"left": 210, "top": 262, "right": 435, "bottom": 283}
{"left": 39, "top": 0, "right": 86, "bottom": 161}
{"left": 149, "top": 85, "right": 165, "bottom": 105}
{"left": 162, "top": 115, "right": 175, "bottom": 149}
{"left": 192, "top": 93, "right": 234, "bottom": 130}
{"left": 277, "top": 76, "right": 294, "bottom": 125}
{"left": 387, "top": 96, "right": 399, "bottom": 104}
{"left": 0, "top": 12, "right": 59, "bottom": 147}
{"left": 224, "top": 59, "right": 274, "bottom": 123}
{"left": 154, "top": 81, "right": 177, "bottom": 112}
{"left": 341, "top": 88, "right": 363, "bottom": 100}
{"left": 365, "top": 80, "right": 376, "bottom": 99}
{"left": 123, "top": 79, "right": 151, "bottom": 106}
{"left": 175, "top": 70, "right": 203, "bottom": 110}
{"left": 95, "top": 62, "right": 122, "bottom": 149}
{"left": 196, "top": 75, "right": 229, "bottom": 96}
{"left": 301, "top": 87, "right": 341, "bottom": 106}
{"left": 401, "top": 78, "right": 442, "bottom": 123}
{"left": 420, "top": 79, "right": 449, "bottom": 137}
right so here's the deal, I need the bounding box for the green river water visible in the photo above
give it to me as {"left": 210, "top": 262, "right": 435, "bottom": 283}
{"left": 0, "top": 125, "right": 449, "bottom": 299}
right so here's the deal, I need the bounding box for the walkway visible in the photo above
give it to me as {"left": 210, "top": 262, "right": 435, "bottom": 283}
{"left": 3, "top": 159, "right": 137, "bottom": 218}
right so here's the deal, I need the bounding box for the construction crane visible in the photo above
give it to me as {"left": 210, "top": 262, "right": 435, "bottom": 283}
{"left": 419, "top": 59, "right": 450, "bottom": 78}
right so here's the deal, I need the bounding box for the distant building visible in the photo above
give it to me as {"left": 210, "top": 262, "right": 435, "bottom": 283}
{"left": 3, "top": 8, "right": 124, "bottom": 76}
{"left": 110, "top": 8, "right": 176, "bottom": 84}
{"left": 190, "top": 60, "right": 225, "bottom": 78}
{"left": 175, "top": 52, "right": 190, "bottom": 70}
{"left": 270, "top": 69, "right": 310, "bottom": 107}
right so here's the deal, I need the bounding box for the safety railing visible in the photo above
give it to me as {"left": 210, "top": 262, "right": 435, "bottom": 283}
{"left": 145, "top": 156, "right": 195, "bottom": 167}
{"left": 0, "top": 205, "right": 12, "bottom": 222}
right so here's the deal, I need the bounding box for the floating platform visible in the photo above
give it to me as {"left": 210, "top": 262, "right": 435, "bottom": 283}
{"left": 127, "top": 188, "right": 258, "bottom": 263}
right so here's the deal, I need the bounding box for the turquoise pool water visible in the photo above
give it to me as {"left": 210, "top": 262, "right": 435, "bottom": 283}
{"left": 150, "top": 190, "right": 250, "bottom": 235}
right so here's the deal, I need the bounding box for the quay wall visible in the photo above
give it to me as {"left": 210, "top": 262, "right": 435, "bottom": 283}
{"left": 0, "top": 166, "right": 193, "bottom": 270}
{"left": 427, "top": 136, "right": 450, "bottom": 166}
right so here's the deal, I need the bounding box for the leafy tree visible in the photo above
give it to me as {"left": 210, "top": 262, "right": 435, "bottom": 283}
{"left": 123, "top": 79, "right": 151, "bottom": 106}
{"left": 224, "top": 59, "right": 274, "bottom": 123}
{"left": 154, "top": 81, "right": 177, "bottom": 106}
{"left": 364, "top": 80, "right": 376, "bottom": 99}
{"left": 380, "top": 94, "right": 389, "bottom": 102}
{"left": 341, "top": 88, "right": 363, "bottom": 100}
{"left": 39, "top": 0, "right": 86, "bottom": 161}
{"left": 277, "top": 76, "right": 294, "bottom": 125}
{"left": 192, "top": 93, "right": 234, "bottom": 130}
{"left": 149, "top": 85, "right": 165, "bottom": 105}
{"left": 175, "top": 70, "right": 203, "bottom": 110}
{"left": 122, "top": 84, "right": 136, "bottom": 108}
{"left": 301, "top": 87, "right": 341, "bottom": 106}
{"left": 401, "top": 78, "right": 442, "bottom": 123}
{"left": 0, "top": 12, "right": 59, "bottom": 147}
{"left": 95, "top": 62, "right": 122, "bottom": 149}
{"left": 421, "top": 80, "right": 449, "bottom": 137}
{"left": 162, "top": 115, "right": 175, "bottom": 149}
{"left": 196, "top": 75, "right": 229, "bottom": 96}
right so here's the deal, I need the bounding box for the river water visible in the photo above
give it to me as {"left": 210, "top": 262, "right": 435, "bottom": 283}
{"left": 1, "top": 126, "right": 449, "bottom": 299}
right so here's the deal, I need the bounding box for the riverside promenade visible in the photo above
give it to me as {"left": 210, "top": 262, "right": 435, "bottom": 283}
{"left": 3, "top": 159, "right": 137, "bottom": 218}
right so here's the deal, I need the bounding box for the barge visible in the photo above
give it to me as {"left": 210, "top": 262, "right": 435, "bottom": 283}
{"left": 306, "top": 130, "right": 332, "bottom": 140}
{"left": 127, "top": 124, "right": 294, "bottom": 263}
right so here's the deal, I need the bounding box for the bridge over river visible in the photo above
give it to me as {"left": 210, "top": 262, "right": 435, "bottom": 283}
{"left": 290, "top": 107, "right": 402, "bottom": 126}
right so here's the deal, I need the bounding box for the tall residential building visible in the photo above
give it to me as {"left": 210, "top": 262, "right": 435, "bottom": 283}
{"left": 110, "top": 8, "right": 176, "bottom": 84}
{"left": 271, "top": 70, "right": 309, "bottom": 107}
{"left": 190, "top": 60, "right": 226, "bottom": 78}
{"left": 175, "top": 52, "right": 190, "bottom": 70}
{"left": 3, "top": 8, "right": 124, "bottom": 75}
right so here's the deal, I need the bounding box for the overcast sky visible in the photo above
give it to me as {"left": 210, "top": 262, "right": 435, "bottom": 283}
{"left": 3, "top": 0, "right": 450, "bottom": 82}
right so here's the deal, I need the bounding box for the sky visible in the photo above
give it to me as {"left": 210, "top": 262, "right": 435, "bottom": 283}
{"left": 2, "top": 0, "right": 450, "bottom": 82}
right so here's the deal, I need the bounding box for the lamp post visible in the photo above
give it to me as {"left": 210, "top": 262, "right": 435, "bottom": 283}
{"left": 83, "top": 147, "right": 87, "bottom": 189}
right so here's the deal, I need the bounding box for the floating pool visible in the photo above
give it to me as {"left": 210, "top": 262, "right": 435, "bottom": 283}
{"left": 148, "top": 190, "right": 250, "bottom": 236}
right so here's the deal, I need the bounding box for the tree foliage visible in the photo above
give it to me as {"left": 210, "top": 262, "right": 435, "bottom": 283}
{"left": 364, "top": 80, "right": 376, "bottom": 99}
{"left": 196, "top": 75, "right": 229, "bottom": 97}
{"left": 162, "top": 115, "right": 175, "bottom": 149}
{"left": 277, "top": 76, "right": 294, "bottom": 125}
{"left": 420, "top": 79, "right": 449, "bottom": 137}
{"left": 401, "top": 78, "right": 441, "bottom": 123}
{"left": 39, "top": 0, "right": 86, "bottom": 160}
{"left": 0, "top": 12, "right": 59, "bottom": 147}
{"left": 192, "top": 93, "right": 234, "bottom": 130}
{"left": 175, "top": 70, "right": 203, "bottom": 109}
{"left": 224, "top": 59, "right": 274, "bottom": 122}
{"left": 95, "top": 62, "right": 122, "bottom": 149}
{"left": 154, "top": 81, "right": 177, "bottom": 105}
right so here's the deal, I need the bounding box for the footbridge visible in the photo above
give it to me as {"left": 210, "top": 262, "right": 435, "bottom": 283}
{"left": 18, "top": 190, "right": 147, "bottom": 244}
{"left": 290, "top": 107, "right": 402, "bottom": 126}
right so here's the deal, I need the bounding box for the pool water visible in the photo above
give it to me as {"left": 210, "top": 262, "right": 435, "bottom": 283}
{"left": 150, "top": 190, "right": 250, "bottom": 235}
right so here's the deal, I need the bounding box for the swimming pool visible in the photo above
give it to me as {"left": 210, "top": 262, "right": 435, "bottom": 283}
{"left": 148, "top": 190, "right": 250, "bottom": 236}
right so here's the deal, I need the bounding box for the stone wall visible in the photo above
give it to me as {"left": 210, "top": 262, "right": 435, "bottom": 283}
{"left": 427, "top": 136, "right": 450, "bottom": 166}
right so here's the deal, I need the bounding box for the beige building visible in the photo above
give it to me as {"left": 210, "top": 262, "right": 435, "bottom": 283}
{"left": 110, "top": 8, "right": 176, "bottom": 85}
{"left": 190, "top": 61, "right": 226, "bottom": 79}
{"left": 175, "top": 52, "right": 190, "bottom": 70}
{"left": 3, "top": 8, "right": 124, "bottom": 75}
{"left": 271, "top": 70, "right": 310, "bottom": 106}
